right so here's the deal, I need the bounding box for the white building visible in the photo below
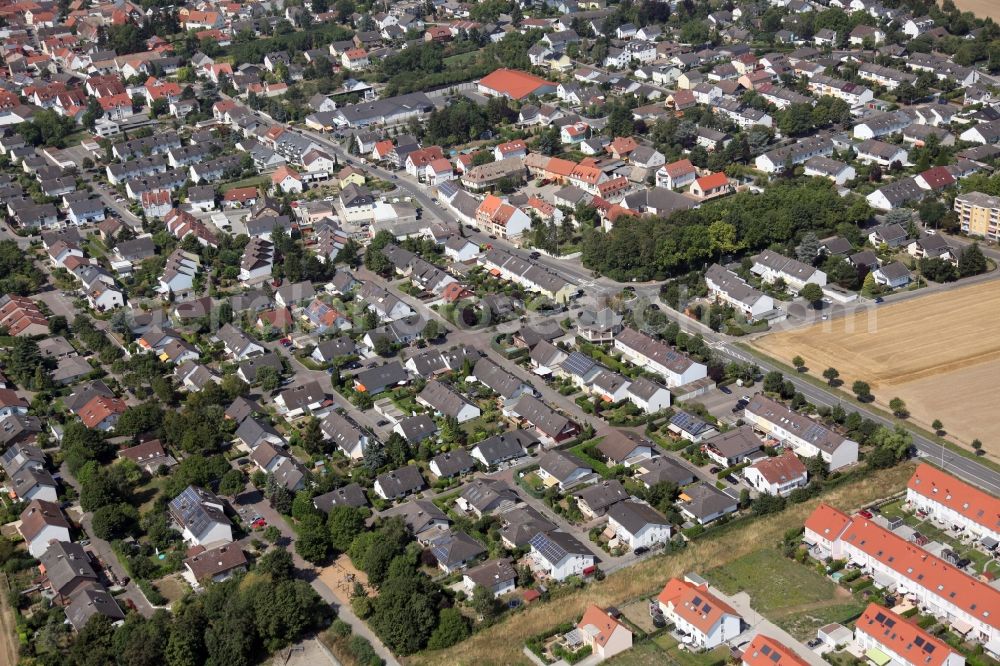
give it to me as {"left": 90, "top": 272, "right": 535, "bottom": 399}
{"left": 528, "top": 531, "right": 594, "bottom": 581}
{"left": 744, "top": 395, "right": 858, "bottom": 471}
{"left": 614, "top": 327, "right": 707, "bottom": 388}
{"left": 658, "top": 578, "right": 743, "bottom": 649}
{"left": 742, "top": 451, "right": 808, "bottom": 497}
{"left": 906, "top": 463, "right": 1000, "bottom": 545}
{"left": 606, "top": 501, "right": 671, "bottom": 550}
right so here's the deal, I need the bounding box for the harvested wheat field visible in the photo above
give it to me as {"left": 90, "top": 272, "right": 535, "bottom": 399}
{"left": 754, "top": 280, "right": 1000, "bottom": 456}
{"left": 951, "top": 0, "right": 1000, "bottom": 21}
{"left": 407, "top": 465, "right": 914, "bottom": 666}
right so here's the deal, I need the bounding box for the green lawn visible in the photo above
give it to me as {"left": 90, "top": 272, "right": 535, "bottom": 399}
{"left": 705, "top": 548, "right": 837, "bottom": 613}
{"left": 653, "top": 634, "right": 731, "bottom": 666}
{"left": 569, "top": 439, "right": 611, "bottom": 477}
{"left": 443, "top": 51, "right": 478, "bottom": 67}
{"left": 775, "top": 603, "right": 866, "bottom": 641}
{"left": 221, "top": 175, "right": 271, "bottom": 192}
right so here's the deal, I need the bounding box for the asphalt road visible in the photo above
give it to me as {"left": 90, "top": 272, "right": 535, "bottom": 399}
{"left": 292, "top": 113, "right": 1000, "bottom": 497}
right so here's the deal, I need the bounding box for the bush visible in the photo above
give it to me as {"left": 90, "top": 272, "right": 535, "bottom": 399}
{"left": 347, "top": 636, "right": 381, "bottom": 666}
{"left": 138, "top": 579, "right": 167, "bottom": 606}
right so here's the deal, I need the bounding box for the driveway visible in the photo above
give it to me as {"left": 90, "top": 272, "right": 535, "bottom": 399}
{"left": 59, "top": 462, "right": 156, "bottom": 618}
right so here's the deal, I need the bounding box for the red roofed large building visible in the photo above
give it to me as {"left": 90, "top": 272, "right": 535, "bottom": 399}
{"left": 576, "top": 604, "right": 633, "bottom": 660}
{"left": 741, "top": 634, "right": 809, "bottom": 666}
{"left": 657, "top": 577, "right": 743, "bottom": 648}
{"left": 906, "top": 464, "right": 1000, "bottom": 544}
{"left": 475, "top": 195, "right": 532, "bottom": 242}
{"left": 855, "top": 603, "right": 964, "bottom": 666}
{"left": 477, "top": 68, "right": 557, "bottom": 100}
{"left": 803, "top": 504, "right": 1000, "bottom": 652}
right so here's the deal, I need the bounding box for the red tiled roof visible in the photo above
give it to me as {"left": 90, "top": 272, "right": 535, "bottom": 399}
{"left": 741, "top": 634, "right": 809, "bottom": 666}
{"left": 907, "top": 463, "right": 1000, "bottom": 535}
{"left": 855, "top": 603, "right": 956, "bottom": 666}
{"left": 479, "top": 68, "right": 555, "bottom": 100}
{"left": 657, "top": 578, "right": 741, "bottom": 633}
{"left": 804, "top": 503, "right": 852, "bottom": 542}
{"left": 577, "top": 604, "right": 629, "bottom": 648}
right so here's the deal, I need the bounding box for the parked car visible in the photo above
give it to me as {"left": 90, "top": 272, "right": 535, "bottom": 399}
{"left": 709, "top": 466, "right": 722, "bottom": 474}
{"left": 718, "top": 385, "right": 732, "bottom": 394}
{"left": 859, "top": 509, "right": 873, "bottom": 519}
{"left": 633, "top": 546, "right": 649, "bottom": 556}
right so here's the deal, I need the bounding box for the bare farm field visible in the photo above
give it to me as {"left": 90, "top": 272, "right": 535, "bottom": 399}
{"left": 753, "top": 281, "right": 1000, "bottom": 457}
{"left": 951, "top": 0, "right": 1000, "bottom": 21}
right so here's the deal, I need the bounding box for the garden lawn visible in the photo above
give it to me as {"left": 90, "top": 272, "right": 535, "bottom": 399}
{"left": 704, "top": 548, "right": 836, "bottom": 613}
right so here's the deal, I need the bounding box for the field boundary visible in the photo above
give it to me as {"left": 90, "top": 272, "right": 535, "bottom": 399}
{"left": 736, "top": 343, "right": 1000, "bottom": 474}
{"left": 0, "top": 573, "right": 18, "bottom": 666}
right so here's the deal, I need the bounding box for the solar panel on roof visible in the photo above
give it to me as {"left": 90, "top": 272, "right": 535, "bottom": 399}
{"left": 760, "top": 646, "right": 771, "bottom": 655}
{"left": 924, "top": 644, "right": 935, "bottom": 653}
{"left": 914, "top": 636, "right": 924, "bottom": 646}
{"left": 885, "top": 618, "right": 895, "bottom": 628}
{"left": 703, "top": 604, "right": 712, "bottom": 614}
{"left": 875, "top": 612, "right": 886, "bottom": 623}
{"left": 770, "top": 652, "right": 781, "bottom": 662}
{"left": 691, "top": 595, "right": 702, "bottom": 606}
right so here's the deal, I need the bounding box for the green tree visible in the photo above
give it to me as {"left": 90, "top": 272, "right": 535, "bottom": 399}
{"left": 256, "top": 366, "right": 281, "bottom": 392}
{"left": 257, "top": 548, "right": 295, "bottom": 580}
{"left": 328, "top": 505, "right": 367, "bottom": 552}
{"left": 972, "top": 439, "right": 984, "bottom": 454}
{"left": 218, "top": 469, "right": 245, "bottom": 497}
{"left": 958, "top": 242, "right": 987, "bottom": 277}
{"left": 91, "top": 503, "right": 138, "bottom": 540}
{"left": 822, "top": 367, "right": 840, "bottom": 386}
{"left": 763, "top": 371, "right": 784, "bottom": 394}
{"left": 852, "top": 380, "right": 872, "bottom": 402}
{"left": 931, "top": 419, "right": 944, "bottom": 435}
{"left": 422, "top": 319, "right": 440, "bottom": 341}
{"left": 889, "top": 397, "right": 908, "bottom": 418}
{"left": 799, "top": 283, "right": 824, "bottom": 307}
{"left": 295, "top": 514, "right": 331, "bottom": 564}
{"left": 427, "top": 607, "right": 469, "bottom": 649}
{"left": 792, "top": 355, "right": 806, "bottom": 372}
{"left": 470, "top": 584, "right": 499, "bottom": 621}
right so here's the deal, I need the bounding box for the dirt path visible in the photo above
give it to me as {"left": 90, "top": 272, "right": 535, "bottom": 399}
{"left": 0, "top": 574, "right": 18, "bottom": 666}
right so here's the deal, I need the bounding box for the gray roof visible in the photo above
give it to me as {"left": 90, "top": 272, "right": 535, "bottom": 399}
{"left": 168, "top": 486, "right": 230, "bottom": 539}
{"left": 473, "top": 357, "right": 526, "bottom": 399}
{"left": 464, "top": 558, "right": 516, "bottom": 588}
{"left": 319, "top": 410, "right": 366, "bottom": 456}
{"left": 375, "top": 465, "right": 425, "bottom": 498}
{"left": 382, "top": 499, "right": 448, "bottom": 536}
{"left": 607, "top": 500, "right": 669, "bottom": 534}
{"left": 746, "top": 394, "right": 851, "bottom": 455}
{"left": 538, "top": 449, "right": 590, "bottom": 483}
{"left": 626, "top": 376, "right": 669, "bottom": 402}
{"left": 313, "top": 483, "right": 369, "bottom": 511}
{"left": 616, "top": 328, "right": 699, "bottom": 375}
{"left": 510, "top": 394, "right": 574, "bottom": 439}
{"left": 40, "top": 542, "right": 97, "bottom": 597}
{"left": 500, "top": 506, "right": 557, "bottom": 547}
{"left": 277, "top": 380, "right": 326, "bottom": 411}
{"left": 429, "top": 530, "right": 486, "bottom": 569}
{"left": 704, "top": 425, "right": 762, "bottom": 461}
{"left": 65, "top": 586, "right": 124, "bottom": 630}
{"left": 575, "top": 480, "right": 630, "bottom": 513}
{"left": 430, "top": 449, "right": 476, "bottom": 477}
{"left": 355, "top": 362, "right": 409, "bottom": 392}
{"left": 472, "top": 429, "right": 536, "bottom": 465}
{"left": 460, "top": 479, "right": 519, "bottom": 514}
{"left": 596, "top": 430, "right": 651, "bottom": 463}
{"left": 237, "top": 352, "right": 282, "bottom": 383}
{"left": 396, "top": 414, "right": 437, "bottom": 443}
{"left": 529, "top": 530, "right": 591, "bottom": 564}
{"left": 681, "top": 483, "right": 737, "bottom": 520}
{"left": 638, "top": 457, "right": 696, "bottom": 487}
{"left": 418, "top": 380, "right": 473, "bottom": 419}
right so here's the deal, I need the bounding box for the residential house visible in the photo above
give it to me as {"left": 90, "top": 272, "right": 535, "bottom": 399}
{"left": 744, "top": 395, "right": 858, "bottom": 470}
{"left": 743, "top": 451, "right": 808, "bottom": 496}
{"left": 658, "top": 578, "right": 743, "bottom": 649}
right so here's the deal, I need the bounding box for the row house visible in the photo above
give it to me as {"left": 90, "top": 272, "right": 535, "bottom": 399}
{"left": 807, "top": 74, "right": 873, "bottom": 107}
{"left": 755, "top": 137, "right": 834, "bottom": 174}
{"left": 804, "top": 504, "right": 1000, "bottom": 654}
{"left": 853, "top": 111, "right": 912, "bottom": 140}
{"left": 906, "top": 463, "right": 1000, "bottom": 545}
{"left": 106, "top": 155, "right": 167, "bottom": 185}
{"left": 857, "top": 63, "right": 916, "bottom": 91}
{"left": 751, "top": 249, "right": 826, "bottom": 293}
{"left": 125, "top": 170, "right": 187, "bottom": 200}
{"left": 614, "top": 327, "right": 707, "bottom": 388}
{"left": 704, "top": 264, "right": 774, "bottom": 322}
{"left": 744, "top": 394, "right": 858, "bottom": 470}
{"left": 111, "top": 132, "right": 180, "bottom": 162}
